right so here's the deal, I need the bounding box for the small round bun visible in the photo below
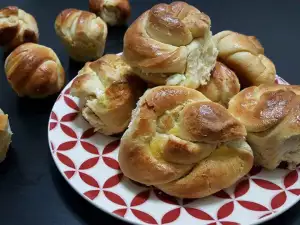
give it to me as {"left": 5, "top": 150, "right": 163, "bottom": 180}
{"left": 123, "top": 1, "right": 218, "bottom": 89}
{"left": 213, "top": 31, "right": 276, "bottom": 87}
{"left": 0, "top": 109, "right": 12, "bottom": 163}
{"left": 5, "top": 43, "right": 65, "bottom": 98}
{"left": 70, "top": 54, "right": 146, "bottom": 135}
{"left": 119, "top": 86, "right": 253, "bottom": 198}
{"left": 0, "top": 6, "right": 39, "bottom": 51}
{"left": 197, "top": 61, "right": 240, "bottom": 107}
{"left": 89, "top": 0, "right": 131, "bottom": 26}
{"left": 55, "top": 8, "right": 107, "bottom": 62}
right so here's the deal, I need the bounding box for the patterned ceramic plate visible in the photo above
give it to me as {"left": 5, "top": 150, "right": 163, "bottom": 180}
{"left": 48, "top": 74, "right": 300, "bottom": 225}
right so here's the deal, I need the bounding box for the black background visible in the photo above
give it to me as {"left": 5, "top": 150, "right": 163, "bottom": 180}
{"left": 0, "top": 0, "right": 300, "bottom": 225}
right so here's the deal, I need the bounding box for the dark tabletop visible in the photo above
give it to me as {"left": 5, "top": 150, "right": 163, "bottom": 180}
{"left": 0, "top": 0, "right": 300, "bottom": 225}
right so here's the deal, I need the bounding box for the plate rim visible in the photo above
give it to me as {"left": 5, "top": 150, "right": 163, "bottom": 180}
{"left": 47, "top": 57, "right": 299, "bottom": 225}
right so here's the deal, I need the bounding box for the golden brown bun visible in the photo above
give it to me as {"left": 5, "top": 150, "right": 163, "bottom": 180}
{"left": 89, "top": 0, "right": 131, "bottom": 26}
{"left": 213, "top": 31, "right": 276, "bottom": 87}
{"left": 123, "top": 1, "right": 218, "bottom": 89}
{"left": 5, "top": 43, "right": 65, "bottom": 98}
{"left": 228, "top": 84, "right": 300, "bottom": 170}
{"left": 55, "top": 8, "right": 107, "bottom": 62}
{"left": 119, "top": 86, "right": 253, "bottom": 198}
{"left": 197, "top": 61, "right": 240, "bottom": 107}
{"left": 0, "top": 108, "right": 12, "bottom": 163}
{"left": 0, "top": 6, "right": 39, "bottom": 51}
{"left": 71, "top": 54, "right": 146, "bottom": 135}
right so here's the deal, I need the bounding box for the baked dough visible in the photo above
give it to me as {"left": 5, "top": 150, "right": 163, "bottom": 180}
{"left": 0, "top": 6, "right": 39, "bottom": 51}
{"left": 5, "top": 43, "right": 65, "bottom": 98}
{"left": 55, "top": 8, "right": 107, "bottom": 62}
{"left": 119, "top": 86, "right": 253, "bottom": 198}
{"left": 0, "top": 109, "right": 12, "bottom": 163}
{"left": 213, "top": 31, "right": 276, "bottom": 87}
{"left": 123, "top": 1, "right": 218, "bottom": 89}
{"left": 229, "top": 84, "right": 300, "bottom": 169}
{"left": 197, "top": 61, "right": 240, "bottom": 107}
{"left": 71, "top": 54, "right": 146, "bottom": 135}
{"left": 89, "top": 0, "right": 131, "bottom": 26}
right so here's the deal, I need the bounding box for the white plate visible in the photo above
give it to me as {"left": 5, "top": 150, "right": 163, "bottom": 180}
{"left": 48, "top": 74, "right": 300, "bottom": 225}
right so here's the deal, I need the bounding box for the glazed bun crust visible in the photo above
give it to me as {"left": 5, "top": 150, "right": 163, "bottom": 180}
{"left": 123, "top": 1, "right": 218, "bottom": 89}
{"left": 229, "top": 84, "right": 300, "bottom": 170}
{"left": 213, "top": 31, "right": 276, "bottom": 87}
{"left": 89, "top": 0, "right": 131, "bottom": 26}
{"left": 71, "top": 54, "right": 146, "bottom": 135}
{"left": 4, "top": 43, "right": 65, "bottom": 98}
{"left": 197, "top": 61, "right": 240, "bottom": 107}
{"left": 0, "top": 6, "right": 39, "bottom": 51}
{"left": 119, "top": 86, "right": 253, "bottom": 198}
{"left": 55, "top": 8, "right": 107, "bottom": 62}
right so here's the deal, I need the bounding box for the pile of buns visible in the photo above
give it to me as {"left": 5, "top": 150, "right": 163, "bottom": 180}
{"left": 70, "top": 1, "right": 300, "bottom": 199}
{"left": 1, "top": 1, "right": 300, "bottom": 199}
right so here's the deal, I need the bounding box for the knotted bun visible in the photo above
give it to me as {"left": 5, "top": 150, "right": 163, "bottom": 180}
{"left": 123, "top": 1, "right": 218, "bottom": 89}
{"left": 55, "top": 9, "right": 107, "bottom": 62}
{"left": 228, "top": 84, "right": 300, "bottom": 169}
{"left": 119, "top": 86, "right": 253, "bottom": 198}
{"left": 0, "top": 6, "right": 39, "bottom": 51}
{"left": 89, "top": 0, "right": 131, "bottom": 26}
{"left": 71, "top": 54, "right": 146, "bottom": 135}
{"left": 5, "top": 43, "right": 65, "bottom": 98}
{"left": 197, "top": 62, "right": 240, "bottom": 107}
{"left": 213, "top": 31, "right": 276, "bottom": 87}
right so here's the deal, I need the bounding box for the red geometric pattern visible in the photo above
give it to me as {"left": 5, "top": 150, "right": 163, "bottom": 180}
{"left": 48, "top": 75, "right": 300, "bottom": 225}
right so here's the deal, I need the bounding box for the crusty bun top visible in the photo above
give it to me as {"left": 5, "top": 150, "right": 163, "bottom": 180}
{"left": 228, "top": 84, "right": 300, "bottom": 133}
{"left": 228, "top": 84, "right": 300, "bottom": 170}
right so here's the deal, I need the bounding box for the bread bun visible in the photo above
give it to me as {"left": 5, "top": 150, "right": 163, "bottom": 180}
{"left": 89, "top": 0, "right": 131, "bottom": 26}
{"left": 213, "top": 31, "right": 276, "bottom": 87}
{"left": 123, "top": 1, "right": 218, "bottom": 89}
{"left": 0, "top": 6, "right": 39, "bottom": 51}
{"left": 71, "top": 54, "right": 146, "bottom": 135}
{"left": 197, "top": 61, "right": 240, "bottom": 107}
{"left": 0, "top": 109, "right": 12, "bottom": 163}
{"left": 55, "top": 8, "right": 107, "bottom": 62}
{"left": 228, "top": 84, "right": 300, "bottom": 170}
{"left": 5, "top": 43, "right": 65, "bottom": 98}
{"left": 119, "top": 86, "right": 253, "bottom": 198}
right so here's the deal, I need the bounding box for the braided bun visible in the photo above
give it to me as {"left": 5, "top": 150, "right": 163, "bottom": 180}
{"left": 229, "top": 84, "right": 300, "bottom": 169}
{"left": 0, "top": 6, "right": 39, "bottom": 51}
{"left": 5, "top": 43, "right": 65, "bottom": 98}
{"left": 213, "top": 31, "right": 276, "bottom": 87}
{"left": 119, "top": 86, "right": 253, "bottom": 198}
{"left": 89, "top": 0, "right": 131, "bottom": 26}
{"left": 197, "top": 62, "right": 240, "bottom": 107}
{"left": 55, "top": 9, "right": 107, "bottom": 62}
{"left": 123, "top": 2, "right": 218, "bottom": 89}
{"left": 71, "top": 54, "right": 146, "bottom": 135}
